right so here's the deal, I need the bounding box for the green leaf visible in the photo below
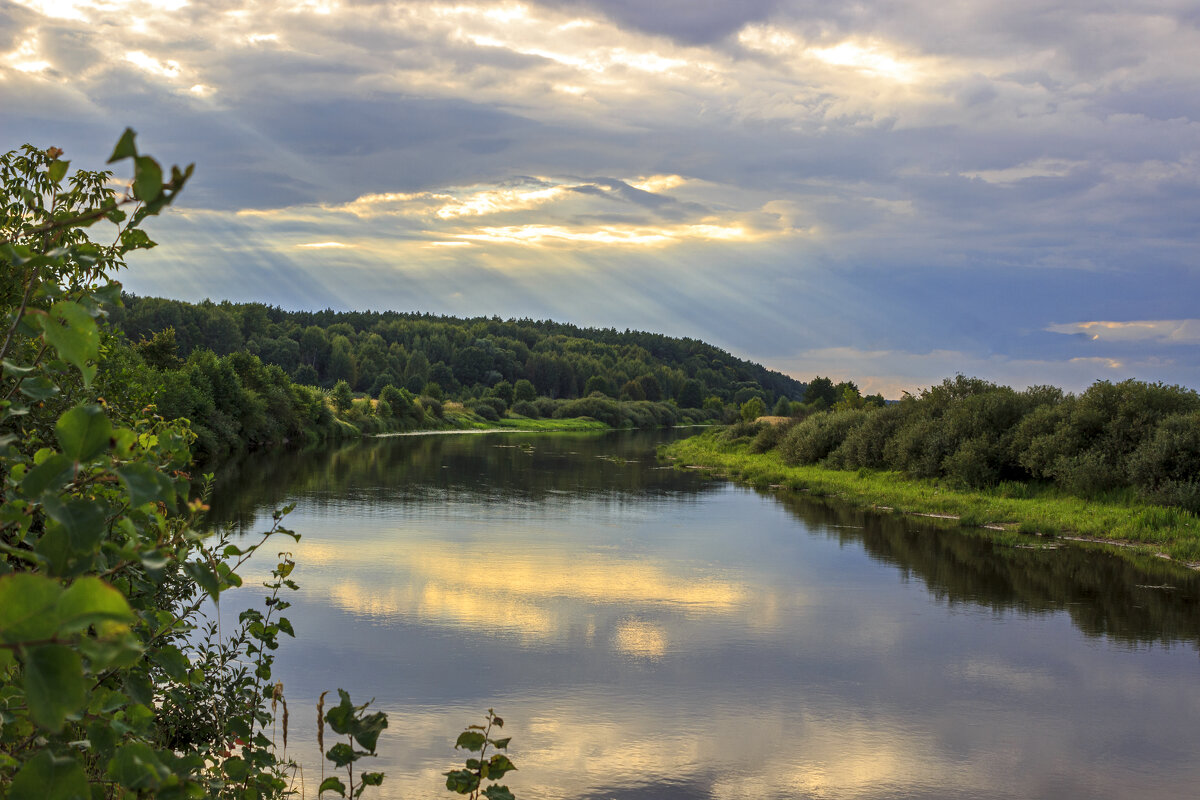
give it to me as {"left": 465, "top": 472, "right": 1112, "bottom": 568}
{"left": 0, "top": 573, "right": 62, "bottom": 643}
{"left": 481, "top": 785, "right": 516, "bottom": 800}
{"left": 318, "top": 777, "right": 347, "bottom": 797}
{"left": 42, "top": 496, "right": 108, "bottom": 555}
{"left": 20, "top": 452, "right": 75, "bottom": 499}
{"left": 325, "top": 742, "right": 359, "bottom": 768}
{"left": 119, "top": 228, "right": 157, "bottom": 251}
{"left": 118, "top": 462, "right": 175, "bottom": 509}
{"left": 24, "top": 644, "right": 87, "bottom": 732}
{"left": 92, "top": 280, "right": 124, "bottom": 309}
{"left": 1, "top": 359, "right": 36, "bottom": 377}
{"left": 360, "top": 772, "right": 384, "bottom": 786}
{"left": 87, "top": 719, "right": 120, "bottom": 762}
{"left": 444, "top": 769, "right": 480, "bottom": 794}
{"left": 324, "top": 688, "right": 356, "bottom": 734}
{"left": 222, "top": 756, "right": 249, "bottom": 781}
{"left": 490, "top": 737, "right": 511, "bottom": 750}
{"left": 9, "top": 750, "right": 89, "bottom": 800}
{"left": 56, "top": 404, "right": 112, "bottom": 462}
{"left": 34, "top": 525, "right": 74, "bottom": 577}
{"left": 487, "top": 754, "right": 516, "bottom": 779}
{"left": 108, "top": 128, "right": 138, "bottom": 163}
{"left": 352, "top": 710, "right": 388, "bottom": 752}
{"left": 455, "top": 731, "right": 487, "bottom": 752}
{"left": 41, "top": 304, "right": 99, "bottom": 387}
{"left": 150, "top": 644, "right": 190, "bottom": 681}
{"left": 56, "top": 576, "right": 134, "bottom": 633}
{"left": 18, "top": 374, "right": 60, "bottom": 401}
{"left": 47, "top": 159, "right": 70, "bottom": 184}
{"left": 132, "top": 155, "right": 163, "bottom": 202}
{"left": 107, "top": 742, "right": 167, "bottom": 790}
{"left": 123, "top": 671, "right": 153, "bottom": 706}
{"left": 182, "top": 560, "right": 220, "bottom": 599}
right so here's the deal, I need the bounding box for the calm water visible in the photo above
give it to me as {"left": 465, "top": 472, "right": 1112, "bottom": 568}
{"left": 210, "top": 430, "right": 1200, "bottom": 800}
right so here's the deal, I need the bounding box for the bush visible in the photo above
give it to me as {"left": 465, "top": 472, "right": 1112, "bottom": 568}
{"left": 1143, "top": 480, "right": 1200, "bottom": 514}
{"left": 778, "top": 408, "right": 870, "bottom": 466}
{"left": 828, "top": 403, "right": 905, "bottom": 469}
{"left": 555, "top": 395, "right": 623, "bottom": 427}
{"left": 1128, "top": 411, "right": 1200, "bottom": 492}
{"left": 721, "top": 419, "right": 766, "bottom": 442}
{"left": 749, "top": 419, "right": 793, "bottom": 453}
{"left": 533, "top": 396, "right": 559, "bottom": 418}
{"left": 473, "top": 403, "right": 500, "bottom": 422}
{"left": 473, "top": 396, "right": 507, "bottom": 416}
{"left": 511, "top": 400, "right": 540, "bottom": 418}
{"left": 421, "top": 395, "right": 444, "bottom": 418}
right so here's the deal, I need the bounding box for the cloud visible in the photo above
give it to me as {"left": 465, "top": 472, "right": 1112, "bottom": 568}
{"left": 4, "top": 0, "right": 1199, "bottom": 390}
{"left": 1047, "top": 319, "right": 1200, "bottom": 345}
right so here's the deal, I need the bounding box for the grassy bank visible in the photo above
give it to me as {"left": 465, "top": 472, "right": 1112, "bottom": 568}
{"left": 483, "top": 416, "right": 610, "bottom": 431}
{"left": 662, "top": 430, "right": 1200, "bottom": 565}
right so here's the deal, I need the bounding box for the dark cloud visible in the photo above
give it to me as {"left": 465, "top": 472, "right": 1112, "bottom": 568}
{"left": 536, "top": 0, "right": 785, "bottom": 44}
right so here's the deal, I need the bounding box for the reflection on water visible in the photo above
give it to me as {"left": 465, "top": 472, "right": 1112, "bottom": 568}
{"left": 212, "top": 431, "right": 1200, "bottom": 799}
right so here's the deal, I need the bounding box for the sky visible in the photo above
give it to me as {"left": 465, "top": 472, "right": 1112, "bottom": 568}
{"left": 3, "top": 0, "right": 1199, "bottom": 397}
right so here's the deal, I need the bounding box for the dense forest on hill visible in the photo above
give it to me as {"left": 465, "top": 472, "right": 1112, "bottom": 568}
{"left": 112, "top": 295, "right": 806, "bottom": 406}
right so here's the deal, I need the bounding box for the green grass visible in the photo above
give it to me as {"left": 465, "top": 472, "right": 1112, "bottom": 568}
{"left": 487, "top": 415, "right": 609, "bottom": 432}
{"left": 662, "top": 432, "right": 1200, "bottom": 565}
{"left": 371, "top": 408, "right": 611, "bottom": 434}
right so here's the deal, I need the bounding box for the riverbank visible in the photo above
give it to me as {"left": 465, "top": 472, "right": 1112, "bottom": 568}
{"left": 662, "top": 430, "right": 1200, "bottom": 566}
{"left": 375, "top": 417, "right": 609, "bottom": 436}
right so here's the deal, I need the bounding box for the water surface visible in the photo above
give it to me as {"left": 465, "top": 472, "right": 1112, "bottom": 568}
{"left": 211, "top": 430, "right": 1200, "bottom": 799}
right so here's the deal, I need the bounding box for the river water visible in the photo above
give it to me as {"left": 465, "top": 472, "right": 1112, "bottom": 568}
{"left": 210, "top": 429, "right": 1200, "bottom": 800}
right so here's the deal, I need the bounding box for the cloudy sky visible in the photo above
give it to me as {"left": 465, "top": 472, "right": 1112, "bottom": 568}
{"left": 3, "top": 0, "right": 1199, "bottom": 396}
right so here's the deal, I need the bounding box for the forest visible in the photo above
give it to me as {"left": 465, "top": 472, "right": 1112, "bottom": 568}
{"left": 106, "top": 294, "right": 809, "bottom": 459}
{"left": 112, "top": 295, "right": 805, "bottom": 404}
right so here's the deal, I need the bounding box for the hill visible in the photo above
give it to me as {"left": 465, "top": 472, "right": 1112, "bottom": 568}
{"left": 113, "top": 295, "right": 807, "bottom": 407}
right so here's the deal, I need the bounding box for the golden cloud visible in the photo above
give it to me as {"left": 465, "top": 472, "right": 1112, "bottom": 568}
{"left": 1047, "top": 319, "right": 1200, "bottom": 344}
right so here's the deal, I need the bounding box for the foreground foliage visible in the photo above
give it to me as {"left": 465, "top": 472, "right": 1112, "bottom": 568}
{"left": 0, "top": 135, "right": 402, "bottom": 799}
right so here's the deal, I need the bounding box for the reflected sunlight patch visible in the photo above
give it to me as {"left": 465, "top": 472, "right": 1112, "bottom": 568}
{"left": 299, "top": 539, "right": 753, "bottom": 643}
{"left": 611, "top": 618, "right": 668, "bottom": 659}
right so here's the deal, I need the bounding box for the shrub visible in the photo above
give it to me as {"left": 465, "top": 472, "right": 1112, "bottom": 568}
{"left": 778, "top": 408, "right": 870, "bottom": 466}
{"left": 720, "top": 419, "right": 765, "bottom": 442}
{"left": 749, "top": 419, "right": 793, "bottom": 453}
{"left": 828, "top": 403, "right": 905, "bottom": 469}
{"left": 421, "top": 396, "right": 444, "bottom": 418}
{"left": 511, "top": 400, "right": 540, "bottom": 418}
{"left": 1127, "top": 411, "right": 1200, "bottom": 492}
{"left": 473, "top": 403, "right": 500, "bottom": 422}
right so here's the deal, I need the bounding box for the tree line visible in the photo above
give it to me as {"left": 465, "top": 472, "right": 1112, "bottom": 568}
{"left": 111, "top": 295, "right": 807, "bottom": 410}
{"left": 742, "top": 375, "right": 1200, "bottom": 511}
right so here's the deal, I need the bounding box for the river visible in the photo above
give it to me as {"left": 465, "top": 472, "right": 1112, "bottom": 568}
{"left": 209, "top": 429, "right": 1200, "bottom": 800}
